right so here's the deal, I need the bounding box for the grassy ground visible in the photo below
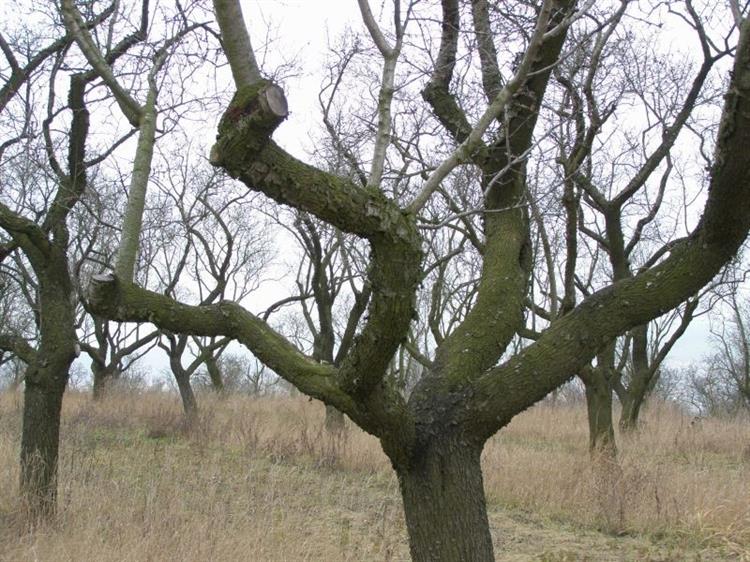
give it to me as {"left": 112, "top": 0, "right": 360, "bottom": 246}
{"left": 0, "top": 390, "right": 748, "bottom": 561}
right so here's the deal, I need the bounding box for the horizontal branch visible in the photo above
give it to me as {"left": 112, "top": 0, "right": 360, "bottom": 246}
{"left": 87, "top": 273, "right": 346, "bottom": 404}
{"left": 211, "top": 82, "right": 423, "bottom": 399}
{"left": 86, "top": 273, "right": 415, "bottom": 451}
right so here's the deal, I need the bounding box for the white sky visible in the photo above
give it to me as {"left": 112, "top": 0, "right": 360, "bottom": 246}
{"left": 246, "top": 0, "right": 364, "bottom": 154}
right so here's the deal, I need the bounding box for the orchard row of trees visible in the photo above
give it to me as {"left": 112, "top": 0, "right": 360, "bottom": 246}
{"left": 2, "top": 1, "right": 750, "bottom": 560}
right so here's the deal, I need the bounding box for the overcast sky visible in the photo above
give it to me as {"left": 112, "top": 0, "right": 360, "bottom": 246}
{"left": 52, "top": 0, "right": 745, "bottom": 381}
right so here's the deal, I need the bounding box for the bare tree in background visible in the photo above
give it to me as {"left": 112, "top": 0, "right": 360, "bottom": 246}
{"left": 145, "top": 146, "right": 268, "bottom": 419}
{"left": 0, "top": 0, "right": 210, "bottom": 518}
{"left": 685, "top": 286, "right": 750, "bottom": 415}
{"left": 68, "top": 179, "right": 159, "bottom": 398}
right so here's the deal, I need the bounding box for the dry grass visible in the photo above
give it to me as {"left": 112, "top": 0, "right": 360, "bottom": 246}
{"left": 484, "top": 401, "right": 750, "bottom": 558}
{"left": 0, "top": 390, "right": 748, "bottom": 561}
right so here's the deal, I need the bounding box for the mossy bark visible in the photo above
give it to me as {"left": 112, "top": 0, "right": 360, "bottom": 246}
{"left": 20, "top": 372, "right": 66, "bottom": 519}
{"left": 84, "top": 17, "right": 750, "bottom": 562}
{"left": 20, "top": 259, "right": 76, "bottom": 519}
{"left": 396, "top": 435, "right": 494, "bottom": 562}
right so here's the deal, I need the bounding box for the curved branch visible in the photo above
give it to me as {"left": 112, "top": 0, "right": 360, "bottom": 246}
{"left": 465, "top": 18, "right": 750, "bottom": 438}
{"left": 211, "top": 83, "right": 422, "bottom": 399}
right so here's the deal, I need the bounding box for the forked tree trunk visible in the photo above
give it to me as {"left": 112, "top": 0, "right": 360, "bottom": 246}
{"left": 584, "top": 374, "right": 616, "bottom": 455}
{"left": 20, "top": 363, "right": 68, "bottom": 519}
{"left": 619, "top": 325, "right": 652, "bottom": 433}
{"left": 396, "top": 435, "right": 494, "bottom": 562}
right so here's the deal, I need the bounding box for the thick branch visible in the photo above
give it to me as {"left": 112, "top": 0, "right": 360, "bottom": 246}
{"left": 409, "top": 0, "right": 567, "bottom": 213}
{"left": 0, "top": 334, "right": 36, "bottom": 364}
{"left": 465, "top": 18, "right": 750, "bottom": 438}
{"left": 470, "top": 0, "right": 503, "bottom": 100}
{"left": 211, "top": 83, "right": 422, "bottom": 398}
{"left": 115, "top": 89, "right": 157, "bottom": 281}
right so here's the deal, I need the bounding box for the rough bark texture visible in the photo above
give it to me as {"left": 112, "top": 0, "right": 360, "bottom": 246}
{"left": 84, "top": 12, "right": 750, "bottom": 561}
{"left": 20, "top": 263, "right": 77, "bottom": 518}
{"left": 396, "top": 436, "right": 494, "bottom": 562}
{"left": 20, "top": 371, "right": 66, "bottom": 518}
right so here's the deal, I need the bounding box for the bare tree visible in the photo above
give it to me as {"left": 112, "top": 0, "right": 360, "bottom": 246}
{"left": 0, "top": 0, "right": 140, "bottom": 517}
{"left": 73, "top": 181, "right": 160, "bottom": 398}
{"left": 522, "top": 0, "right": 735, "bottom": 451}
{"left": 0, "top": 0, "right": 211, "bottom": 517}
{"left": 143, "top": 146, "right": 267, "bottom": 418}
{"left": 686, "top": 287, "right": 750, "bottom": 415}
{"left": 82, "top": 1, "right": 750, "bottom": 559}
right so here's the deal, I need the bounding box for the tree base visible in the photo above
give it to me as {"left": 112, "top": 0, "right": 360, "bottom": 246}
{"left": 396, "top": 436, "right": 495, "bottom": 562}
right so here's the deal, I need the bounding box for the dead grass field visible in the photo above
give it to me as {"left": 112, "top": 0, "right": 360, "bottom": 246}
{"left": 0, "top": 390, "right": 748, "bottom": 561}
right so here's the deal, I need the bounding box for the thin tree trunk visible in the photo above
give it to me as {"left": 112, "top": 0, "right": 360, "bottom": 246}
{"left": 584, "top": 373, "right": 616, "bottom": 455}
{"left": 91, "top": 365, "right": 119, "bottom": 400}
{"left": 174, "top": 372, "right": 198, "bottom": 421}
{"left": 205, "top": 355, "right": 225, "bottom": 394}
{"left": 20, "top": 365, "right": 67, "bottom": 519}
{"left": 619, "top": 393, "right": 642, "bottom": 433}
{"left": 396, "top": 436, "right": 494, "bottom": 562}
